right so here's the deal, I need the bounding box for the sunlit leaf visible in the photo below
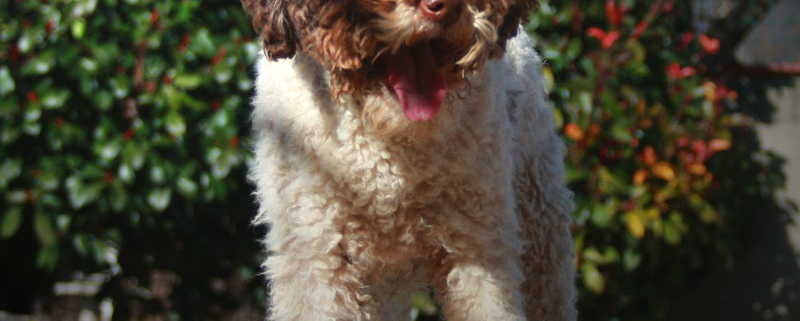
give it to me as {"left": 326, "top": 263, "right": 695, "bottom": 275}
{"left": 625, "top": 211, "right": 645, "bottom": 239}
{"left": 652, "top": 162, "right": 676, "bottom": 181}
{"left": 147, "top": 188, "right": 172, "bottom": 212}
{"left": 581, "top": 263, "right": 605, "bottom": 294}
{"left": 0, "top": 67, "right": 15, "bottom": 96}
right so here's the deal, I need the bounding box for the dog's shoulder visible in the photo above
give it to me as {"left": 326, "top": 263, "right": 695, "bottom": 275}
{"left": 251, "top": 53, "right": 335, "bottom": 133}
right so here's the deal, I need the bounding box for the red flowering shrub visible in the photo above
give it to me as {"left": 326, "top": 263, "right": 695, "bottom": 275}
{"left": 529, "top": 0, "right": 784, "bottom": 319}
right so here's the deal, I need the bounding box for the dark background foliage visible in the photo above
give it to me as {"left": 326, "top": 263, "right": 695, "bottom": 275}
{"left": 0, "top": 0, "right": 789, "bottom": 320}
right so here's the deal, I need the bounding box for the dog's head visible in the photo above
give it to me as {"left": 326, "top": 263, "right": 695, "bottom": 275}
{"left": 241, "top": 0, "right": 536, "bottom": 133}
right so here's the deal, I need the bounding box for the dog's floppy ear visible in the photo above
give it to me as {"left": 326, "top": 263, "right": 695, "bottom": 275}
{"left": 241, "top": 0, "right": 299, "bottom": 60}
{"left": 496, "top": 0, "right": 538, "bottom": 48}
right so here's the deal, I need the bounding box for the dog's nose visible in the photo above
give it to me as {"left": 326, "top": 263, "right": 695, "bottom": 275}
{"left": 420, "top": 0, "right": 457, "bottom": 21}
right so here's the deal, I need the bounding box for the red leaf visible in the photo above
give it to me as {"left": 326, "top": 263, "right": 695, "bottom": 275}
{"left": 692, "top": 140, "right": 708, "bottom": 162}
{"left": 27, "top": 91, "right": 38, "bottom": 103}
{"left": 605, "top": 0, "right": 624, "bottom": 28}
{"left": 150, "top": 10, "right": 160, "bottom": 25}
{"left": 679, "top": 32, "right": 694, "bottom": 49}
{"left": 587, "top": 27, "right": 606, "bottom": 39}
{"left": 632, "top": 21, "right": 648, "bottom": 39}
{"left": 602, "top": 31, "right": 620, "bottom": 49}
{"left": 104, "top": 170, "right": 115, "bottom": 184}
{"left": 662, "top": 2, "right": 675, "bottom": 14}
{"left": 667, "top": 63, "right": 696, "bottom": 80}
{"left": 698, "top": 34, "right": 720, "bottom": 54}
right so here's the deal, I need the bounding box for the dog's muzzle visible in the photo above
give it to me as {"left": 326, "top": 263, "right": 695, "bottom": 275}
{"left": 419, "top": 0, "right": 461, "bottom": 23}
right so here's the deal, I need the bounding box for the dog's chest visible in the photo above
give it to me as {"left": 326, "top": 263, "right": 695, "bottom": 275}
{"left": 329, "top": 126, "right": 513, "bottom": 268}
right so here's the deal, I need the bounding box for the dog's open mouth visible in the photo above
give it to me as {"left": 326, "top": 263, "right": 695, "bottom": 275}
{"left": 386, "top": 41, "right": 447, "bottom": 122}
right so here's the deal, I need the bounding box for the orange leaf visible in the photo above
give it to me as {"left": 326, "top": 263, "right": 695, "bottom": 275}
{"left": 633, "top": 169, "right": 649, "bottom": 185}
{"left": 686, "top": 163, "right": 707, "bottom": 176}
{"left": 702, "top": 81, "right": 717, "bottom": 101}
{"left": 709, "top": 139, "right": 732, "bottom": 152}
{"left": 564, "top": 123, "right": 584, "bottom": 141}
{"left": 652, "top": 162, "right": 676, "bottom": 181}
{"left": 642, "top": 146, "right": 657, "bottom": 166}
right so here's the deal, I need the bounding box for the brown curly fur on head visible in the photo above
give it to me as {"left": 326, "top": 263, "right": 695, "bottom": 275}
{"left": 240, "top": 0, "right": 537, "bottom": 96}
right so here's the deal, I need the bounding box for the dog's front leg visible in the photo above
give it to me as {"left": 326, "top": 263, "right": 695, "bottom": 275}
{"left": 264, "top": 234, "right": 365, "bottom": 321}
{"left": 428, "top": 236, "right": 527, "bottom": 321}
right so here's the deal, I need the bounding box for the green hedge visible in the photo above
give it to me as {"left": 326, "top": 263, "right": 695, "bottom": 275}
{"left": 0, "top": 0, "right": 263, "bottom": 318}
{"left": 0, "top": 0, "right": 785, "bottom": 319}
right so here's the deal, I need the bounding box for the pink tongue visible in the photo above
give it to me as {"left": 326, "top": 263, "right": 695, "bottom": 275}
{"left": 387, "top": 42, "right": 447, "bottom": 121}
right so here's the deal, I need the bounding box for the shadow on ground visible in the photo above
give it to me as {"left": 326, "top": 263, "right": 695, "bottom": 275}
{"left": 668, "top": 199, "right": 800, "bottom": 320}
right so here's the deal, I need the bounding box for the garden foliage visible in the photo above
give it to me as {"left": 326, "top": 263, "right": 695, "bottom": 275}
{"left": 529, "top": 0, "right": 783, "bottom": 318}
{"left": 0, "top": 0, "right": 786, "bottom": 319}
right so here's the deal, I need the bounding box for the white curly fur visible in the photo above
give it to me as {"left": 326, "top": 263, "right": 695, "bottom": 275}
{"left": 249, "top": 31, "right": 576, "bottom": 320}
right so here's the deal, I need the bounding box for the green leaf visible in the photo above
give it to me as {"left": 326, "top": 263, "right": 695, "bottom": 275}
{"left": 123, "top": 143, "right": 147, "bottom": 170}
{"left": 174, "top": 73, "right": 203, "bottom": 89}
{"left": 96, "top": 139, "right": 122, "bottom": 161}
{"left": 118, "top": 163, "right": 135, "bottom": 184}
{"left": 71, "top": 19, "right": 87, "bottom": 39}
{"left": 581, "top": 263, "right": 605, "bottom": 294}
{"left": 0, "top": 158, "right": 23, "bottom": 190}
{"left": 147, "top": 188, "right": 172, "bottom": 212}
{"left": 150, "top": 164, "right": 166, "bottom": 184}
{"left": 79, "top": 58, "right": 99, "bottom": 74}
{"left": 110, "top": 185, "right": 128, "bottom": 212}
{"left": 214, "top": 63, "right": 233, "bottom": 83}
{"left": 6, "top": 189, "right": 27, "bottom": 204}
{"left": 36, "top": 244, "right": 59, "bottom": 270}
{"left": 17, "top": 28, "right": 43, "bottom": 54}
{"left": 1, "top": 207, "right": 23, "bottom": 239}
{"left": 109, "top": 76, "right": 131, "bottom": 99}
{"left": 191, "top": 28, "right": 216, "bottom": 57}
{"left": 0, "top": 66, "right": 15, "bottom": 96}
{"left": 41, "top": 89, "right": 70, "bottom": 109}
{"left": 21, "top": 51, "right": 56, "bottom": 76}
{"left": 66, "top": 176, "right": 104, "bottom": 210}
{"left": 55, "top": 214, "right": 71, "bottom": 232}
{"left": 72, "top": 233, "right": 91, "bottom": 256}
{"left": 165, "top": 111, "right": 186, "bottom": 137}
{"left": 37, "top": 171, "right": 60, "bottom": 191}
{"left": 623, "top": 248, "right": 642, "bottom": 272}
{"left": 176, "top": 176, "right": 198, "bottom": 199}
{"left": 34, "top": 210, "right": 57, "bottom": 246}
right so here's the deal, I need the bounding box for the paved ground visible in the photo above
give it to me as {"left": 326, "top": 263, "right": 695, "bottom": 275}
{"left": 669, "top": 79, "right": 800, "bottom": 320}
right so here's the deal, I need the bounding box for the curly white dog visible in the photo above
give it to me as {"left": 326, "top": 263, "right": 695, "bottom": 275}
{"left": 241, "top": 0, "right": 576, "bottom": 319}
